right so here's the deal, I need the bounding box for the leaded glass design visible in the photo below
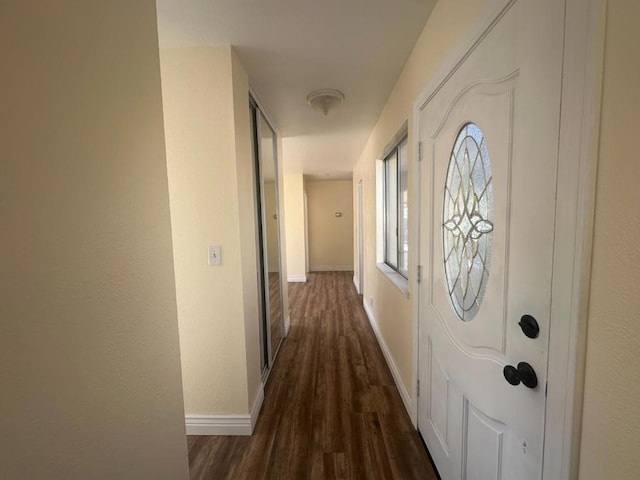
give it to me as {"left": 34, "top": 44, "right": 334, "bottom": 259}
{"left": 443, "top": 123, "right": 494, "bottom": 322}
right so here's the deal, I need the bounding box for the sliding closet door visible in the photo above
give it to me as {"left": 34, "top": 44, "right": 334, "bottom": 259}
{"left": 250, "top": 106, "right": 269, "bottom": 373}
{"left": 250, "top": 98, "right": 285, "bottom": 377}
{"left": 258, "top": 112, "right": 284, "bottom": 361}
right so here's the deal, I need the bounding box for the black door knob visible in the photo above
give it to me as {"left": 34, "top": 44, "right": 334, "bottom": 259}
{"left": 519, "top": 315, "right": 540, "bottom": 339}
{"left": 503, "top": 362, "right": 538, "bottom": 389}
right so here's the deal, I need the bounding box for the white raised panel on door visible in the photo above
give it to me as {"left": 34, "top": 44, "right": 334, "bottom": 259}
{"left": 428, "top": 76, "right": 516, "bottom": 358}
{"left": 463, "top": 399, "right": 505, "bottom": 480}
{"left": 417, "top": 1, "right": 565, "bottom": 479}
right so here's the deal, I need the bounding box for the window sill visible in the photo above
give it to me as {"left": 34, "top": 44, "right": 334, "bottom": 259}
{"left": 376, "top": 263, "right": 409, "bottom": 297}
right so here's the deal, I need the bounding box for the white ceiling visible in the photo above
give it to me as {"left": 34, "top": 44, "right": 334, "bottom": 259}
{"left": 156, "top": 0, "right": 435, "bottom": 180}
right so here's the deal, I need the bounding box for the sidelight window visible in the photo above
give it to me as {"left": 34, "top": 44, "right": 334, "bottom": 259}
{"left": 383, "top": 136, "right": 409, "bottom": 278}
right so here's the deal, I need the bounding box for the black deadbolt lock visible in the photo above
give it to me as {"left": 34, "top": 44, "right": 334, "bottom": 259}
{"left": 519, "top": 314, "right": 540, "bottom": 339}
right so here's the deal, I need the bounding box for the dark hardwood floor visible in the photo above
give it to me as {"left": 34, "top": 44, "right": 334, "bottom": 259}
{"left": 187, "top": 271, "right": 437, "bottom": 479}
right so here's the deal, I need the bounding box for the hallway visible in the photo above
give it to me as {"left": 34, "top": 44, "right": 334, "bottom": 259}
{"left": 187, "top": 272, "right": 437, "bottom": 479}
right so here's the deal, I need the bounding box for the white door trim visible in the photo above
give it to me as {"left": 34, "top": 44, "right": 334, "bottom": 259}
{"left": 304, "top": 191, "right": 309, "bottom": 274}
{"left": 357, "top": 179, "right": 364, "bottom": 295}
{"left": 410, "top": 1, "right": 604, "bottom": 479}
{"left": 543, "top": 0, "right": 605, "bottom": 477}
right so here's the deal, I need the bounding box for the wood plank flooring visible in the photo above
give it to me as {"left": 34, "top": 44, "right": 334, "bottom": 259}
{"left": 187, "top": 271, "right": 438, "bottom": 479}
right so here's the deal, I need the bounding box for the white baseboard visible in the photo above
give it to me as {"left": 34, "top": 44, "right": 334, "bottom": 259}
{"left": 250, "top": 383, "right": 264, "bottom": 428}
{"left": 362, "top": 299, "right": 413, "bottom": 421}
{"left": 287, "top": 274, "right": 307, "bottom": 282}
{"left": 353, "top": 275, "right": 360, "bottom": 294}
{"left": 185, "top": 383, "right": 264, "bottom": 436}
{"left": 310, "top": 265, "right": 354, "bottom": 272}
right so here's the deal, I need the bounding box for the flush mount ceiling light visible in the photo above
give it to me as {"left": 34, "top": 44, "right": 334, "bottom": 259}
{"left": 306, "top": 89, "right": 345, "bottom": 116}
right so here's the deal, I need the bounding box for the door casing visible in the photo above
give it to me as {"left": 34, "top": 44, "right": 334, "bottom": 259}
{"left": 409, "top": 0, "right": 605, "bottom": 478}
{"left": 357, "top": 179, "right": 364, "bottom": 295}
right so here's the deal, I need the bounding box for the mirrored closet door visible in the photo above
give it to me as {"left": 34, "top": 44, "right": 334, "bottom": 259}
{"left": 250, "top": 97, "right": 285, "bottom": 378}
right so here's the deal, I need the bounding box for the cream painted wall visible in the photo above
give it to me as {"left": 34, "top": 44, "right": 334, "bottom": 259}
{"left": 0, "top": 2, "right": 189, "bottom": 478}
{"left": 284, "top": 174, "right": 307, "bottom": 280}
{"left": 578, "top": 1, "right": 640, "bottom": 478}
{"left": 160, "top": 46, "right": 261, "bottom": 415}
{"left": 352, "top": 0, "right": 486, "bottom": 390}
{"left": 307, "top": 181, "right": 355, "bottom": 270}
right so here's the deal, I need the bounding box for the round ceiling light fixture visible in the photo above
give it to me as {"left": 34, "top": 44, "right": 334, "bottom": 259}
{"left": 306, "top": 89, "right": 345, "bottom": 116}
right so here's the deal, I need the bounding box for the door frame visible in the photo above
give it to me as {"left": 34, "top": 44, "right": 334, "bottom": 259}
{"left": 304, "top": 191, "right": 310, "bottom": 276}
{"left": 356, "top": 179, "right": 364, "bottom": 295}
{"left": 410, "top": 0, "right": 605, "bottom": 478}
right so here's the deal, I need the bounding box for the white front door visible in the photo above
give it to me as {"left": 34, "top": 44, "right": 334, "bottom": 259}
{"left": 417, "top": 1, "right": 565, "bottom": 479}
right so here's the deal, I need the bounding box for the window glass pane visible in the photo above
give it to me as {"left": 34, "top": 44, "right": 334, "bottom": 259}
{"left": 443, "top": 123, "right": 494, "bottom": 322}
{"left": 385, "top": 152, "right": 398, "bottom": 268}
{"left": 398, "top": 137, "right": 409, "bottom": 277}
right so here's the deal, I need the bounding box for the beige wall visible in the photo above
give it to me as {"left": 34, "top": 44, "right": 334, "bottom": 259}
{"left": 160, "top": 46, "right": 262, "bottom": 415}
{"left": 0, "top": 2, "right": 189, "bottom": 478}
{"left": 307, "top": 181, "right": 354, "bottom": 271}
{"left": 284, "top": 174, "right": 307, "bottom": 280}
{"left": 352, "top": 0, "right": 485, "bottom": 390}
{"left": 578, "top": 1, "right": 640, "bottom": 478}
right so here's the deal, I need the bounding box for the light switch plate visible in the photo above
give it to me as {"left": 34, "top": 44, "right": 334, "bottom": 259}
{"left": 208, "top": 245, "right": 222, "bottom": 266}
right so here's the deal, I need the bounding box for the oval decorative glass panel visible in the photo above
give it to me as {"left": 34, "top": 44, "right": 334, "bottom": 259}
{"left": 443, "top": 123, "right": 494, "bottom": 322}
